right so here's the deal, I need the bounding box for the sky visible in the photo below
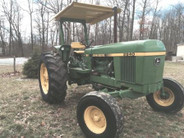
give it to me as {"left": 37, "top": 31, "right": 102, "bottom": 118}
{"left": 79, "top": 0, "right": 184, "bottom": 8}
{"left": 1, "top": 0, "right": 184, "bottom": 38}
{"left": 158, "top": 0, "right": 184, "bottom": 9}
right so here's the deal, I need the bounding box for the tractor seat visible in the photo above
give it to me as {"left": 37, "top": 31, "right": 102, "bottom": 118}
{"left": 71, "top": 42, "right": 86, "bottom": 49}
{"left": 74, "top": 50, "right": 84, "bottom": 54}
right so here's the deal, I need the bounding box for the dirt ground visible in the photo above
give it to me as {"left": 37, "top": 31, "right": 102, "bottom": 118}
{"left": 0, "top": 62, "right": 184, "bottom": 138}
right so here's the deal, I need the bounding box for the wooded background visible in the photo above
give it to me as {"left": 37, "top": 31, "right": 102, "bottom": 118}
{"left": 0, "top": 0, "right": 184, "bottom": 57}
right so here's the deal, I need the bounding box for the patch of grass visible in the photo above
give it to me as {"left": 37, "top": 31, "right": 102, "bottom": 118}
{"left": 0, "top": 65, "right": 22, "bottom": 74}
{"left": 0, "top": 62, "right": 184, "bottom": 137}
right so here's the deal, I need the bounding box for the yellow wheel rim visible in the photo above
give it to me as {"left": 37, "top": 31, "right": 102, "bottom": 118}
{"left": 153, "top": 87, "right": 175, "bottom": 107}
{"left": 40, "top": 63, "right": 49, "bottom": 94}
{"left": 84, "top": 106, "right": 107, "bottom": 134}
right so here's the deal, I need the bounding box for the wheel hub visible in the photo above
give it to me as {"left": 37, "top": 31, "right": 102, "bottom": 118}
{"left": 153, "top": 87, "right": 175, "bottom": 107}
{"left": 84, "top": 106, "right": 107, "bottom": 134}
{"left": 40, "top": 63, "right": 49, "bottom": 94}
{"left": 93, "top": 114, "right": 100, "bottom": 122}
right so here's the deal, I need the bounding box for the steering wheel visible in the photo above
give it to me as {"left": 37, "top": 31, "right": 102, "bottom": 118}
{"left": 80, "top": 39, "right": 94, "bottom": 48}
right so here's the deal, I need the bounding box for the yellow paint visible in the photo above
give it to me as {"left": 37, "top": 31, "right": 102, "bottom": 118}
{"left": 106, "top": 53, "right": 124, "bottom": 57}
{"left": 53, "top": 2, "right": 121, "bottom": 24}
{"left": 153, "top": 87, "right": 175, "bottom": 107}
{"left": 85, "top": 52, "right": 166, "bottom": 57}
{"left": 74, "top": 50, "right": 85, "bottom": 54}
{"left": 93, "top": 54, "right": 105, "bottom": 57}
{"left": 40, "top": 63, "right": 49, "bottom": 95}
{"left": 71, "top": 42, "right": 86, "bottom": 49}
{"left": 84, "top": 106, "right": 107, "bottom": 134}
{"left": 134, "top": 52, "right": 166, "bottom": 56}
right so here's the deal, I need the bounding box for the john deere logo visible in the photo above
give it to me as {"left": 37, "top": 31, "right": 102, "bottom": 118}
{"left": 154, "top": 58, "right": 161, "bottom": 65}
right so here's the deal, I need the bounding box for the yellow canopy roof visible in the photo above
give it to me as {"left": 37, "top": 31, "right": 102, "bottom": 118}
{"left": 53, "top": 2, "right": 121, "bottom": 24}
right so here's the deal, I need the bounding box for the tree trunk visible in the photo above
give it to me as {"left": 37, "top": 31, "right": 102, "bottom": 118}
{"left": 0, "top": 21, "right": 6, "bottom": 56}
{"left": 41, "top": 11, "right": 45, "bottom": 51}
{"left": 130, "top": 0, "right": 136, "bottom": 40}
{"left": 119, "top": 0, "right": 129, "bottom": 42}
{"left": 139, "top": 0, "right": 147, "bottom": 40}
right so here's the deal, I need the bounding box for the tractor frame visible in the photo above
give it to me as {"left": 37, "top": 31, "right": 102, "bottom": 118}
{"left": 38, "top": 2, "right": 184, "bottom": 138}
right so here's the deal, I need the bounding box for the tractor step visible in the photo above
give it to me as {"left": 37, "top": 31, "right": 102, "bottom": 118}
{"left": 69, "top": 67, "right": 90, "bottom": 74}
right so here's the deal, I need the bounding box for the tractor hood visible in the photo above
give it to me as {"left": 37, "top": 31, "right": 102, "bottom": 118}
{"left": 85, "top": 40, "right": 166, "bottom": 55}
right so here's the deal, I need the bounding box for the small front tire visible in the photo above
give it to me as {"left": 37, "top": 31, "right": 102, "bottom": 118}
{"left": 77, "top": 91, "right": 123, "bottom": 138}
{"left": 146, "top": 78, "right": 184, "bottom": 113}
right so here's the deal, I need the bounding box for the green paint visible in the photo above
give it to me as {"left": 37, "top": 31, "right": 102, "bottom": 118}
{"left": 56, "top": 16, "right": 166, "bottom": 99}
{"left": 108, "top": 89, "right": 145, "bottom": 99}
{"left": 83, "top": 23, "right": 89, "bottom": 46}
{"left": 67, "top": 39, "right": 165, "bottom": 99}
{"left": 60, "top": 21, "right": 65, "bottom": 45}
{"left": 85, "top": 39, "right": 165, "bottom": 54}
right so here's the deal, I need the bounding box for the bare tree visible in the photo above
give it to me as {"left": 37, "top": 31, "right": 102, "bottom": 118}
{"left": 38, "top": 0, "right": 64, "bottom": 14}
{"left": 36, "top": 0, "right": 64, "bottom": 49}
{"left": 138, "top": 0, "right": 152, "bottom": 40}
{"left": 130, "top": 0, "right": 136, "bottom": 40}
{"left": 0, "top": 0, "right": 183, "bottom": 57}
{"left": 126, "top": 5, "right": 131, "bottom": 40}
{"left": 149, "top": 0, "right": 160, "bottom": 39}
{"left": 119, "top": 0, "right": 130, "bottom": 41}
{"left": 160, "top": 3, "right": 184, "bottom": 53}
{"left": 2, "top": 0, "right": 13, "bottom": 55}
{"left": 2, "top": 0, "right": 24, "bottom": 56}
{"left": 41, "top": 2, "right": 46, "bottom": 51}
{"left": 0, "top": 20, "right": 6, "bottom": 55}
{"left": 15, "top": 3, "right": 24, "bottom": 56}
{"left": 27, "top": 0, "right": 34, "bottom": 52}
{"left": 35, "top": 0, "right": 47, "bottom": 51}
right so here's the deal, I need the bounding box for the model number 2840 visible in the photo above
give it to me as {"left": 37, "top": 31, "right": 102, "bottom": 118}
{"left": 124, "top": 52, "right": 135, "bottom": 56}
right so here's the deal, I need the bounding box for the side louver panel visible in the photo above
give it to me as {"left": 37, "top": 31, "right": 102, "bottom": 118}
{"left": 121, "top": 57, "right": 135, "bottom": 82}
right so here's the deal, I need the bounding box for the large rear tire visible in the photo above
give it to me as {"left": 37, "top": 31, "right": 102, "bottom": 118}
{"left": 38, "top": 53, "right": 67, "bottom": 104}
{"left": 77, "top": 91, "right": 123, "bottom": 138}
{"left": 146, "top": 78, "right": 184, "bottom": 113}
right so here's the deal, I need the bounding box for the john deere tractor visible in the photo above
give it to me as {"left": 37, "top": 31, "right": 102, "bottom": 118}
{"left": 38, "top": 2, "right": 184, "bottom": 138}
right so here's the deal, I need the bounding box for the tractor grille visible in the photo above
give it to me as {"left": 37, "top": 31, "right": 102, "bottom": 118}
{"left": 121, "top": 57, "right": 135, "bottom": 82}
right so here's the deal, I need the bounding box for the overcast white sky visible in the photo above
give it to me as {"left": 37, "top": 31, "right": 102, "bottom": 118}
{"left": 79, "top": 0, "right": 184, "bottom": 8}
{"left": 158, "top": 0, "right": 184, "bottom": 8}
{"left": 1, "top": 0, "right": 184, "bottom": 38}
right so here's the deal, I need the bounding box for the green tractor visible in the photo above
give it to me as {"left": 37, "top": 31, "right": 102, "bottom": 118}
{"left": 38, "top": 2, "right": 184, "bottom": 138}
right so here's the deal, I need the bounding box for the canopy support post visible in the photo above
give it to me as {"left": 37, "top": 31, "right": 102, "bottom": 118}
{"left": 113, "top": 7, "right": 118, "bottom": 43}
{"left": 60, "top": 20, "right": 65, "bottom": 45}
